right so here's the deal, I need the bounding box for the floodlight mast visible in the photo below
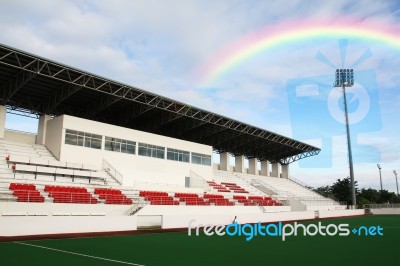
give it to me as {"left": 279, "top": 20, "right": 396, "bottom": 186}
{"left": 377, "top": 164, "right": 383, "bottom": 192}
{"left": 394, "top": 170, "right": 399, "bottom": 197}
{"left": 334, "top": 69, "right": 356, "bottom": 207}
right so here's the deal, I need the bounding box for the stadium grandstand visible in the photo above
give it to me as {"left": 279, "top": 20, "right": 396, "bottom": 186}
{"left": 0, "top": 43, "right": 363, "bottom": 240}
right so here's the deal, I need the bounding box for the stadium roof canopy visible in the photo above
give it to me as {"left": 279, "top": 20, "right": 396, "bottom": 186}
{"left": 0, "top": 44, "right": 320, "bottom": 164}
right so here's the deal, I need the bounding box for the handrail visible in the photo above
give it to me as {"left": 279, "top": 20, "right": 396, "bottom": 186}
{"left": 4, "top": 128, "right": 37, "bottom": 135}
{"left": 102, "top": 159, "right": 123, "bottom": 185}
{"left": 250, "top": 178, "right": 343, "bottom": 205}
{"left": 289, "top": 175, "right": 314, "bottom": 189}
{"left": 134, "top": 181, "right": 180, "bottom": 187}
{"left": 289, "top": 175, "right": 329, "bottom": 198}
{"left": 125, "top": 201, "right": 148, "bottom": 215}
{"left": 189, "top": 170, "right": 210, "bottom": 191}
{"left": 364, "top": 203, "right": 400, "bottom": 209}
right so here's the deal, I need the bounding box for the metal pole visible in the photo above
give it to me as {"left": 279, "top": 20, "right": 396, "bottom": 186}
{"left": 377, "top": 164, "right": 383, "bottom": 192}
{"left": 394, "top": 170, "right": 399, "bottom": 197}
{"left": 342, "top": 82, "right": 356, "bottom": 207}
{"left": 335, "top": 69, "right": 356, "bottom": 207}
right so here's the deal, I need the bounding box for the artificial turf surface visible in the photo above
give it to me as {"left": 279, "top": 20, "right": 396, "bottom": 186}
{"left": 0, "top": 215, "right": 398, "bottom": 266}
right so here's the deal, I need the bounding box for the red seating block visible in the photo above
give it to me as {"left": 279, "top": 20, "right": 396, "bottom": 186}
{"left": 95, "top": 188, "right": 132, "bottom": 205}
{"left": 9, "top": 183, "right": 44, "bottom": 203}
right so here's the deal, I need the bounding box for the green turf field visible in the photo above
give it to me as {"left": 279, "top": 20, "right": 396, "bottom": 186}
{"left": 1, "top": 215, "right": 398, "bottom": 266}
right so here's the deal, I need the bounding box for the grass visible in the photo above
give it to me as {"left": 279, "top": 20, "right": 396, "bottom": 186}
{"left": 1, "top": 215, "right": 398, "bottom": 266}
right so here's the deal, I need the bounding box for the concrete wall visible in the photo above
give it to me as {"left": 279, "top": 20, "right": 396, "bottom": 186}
{"left": 306, "top": 205, "right": 347, "bottom": 211}
{"left": 318, "top": 209, "right": 364, "bottom": 218}
{"left": 36, "top": 114, "right": 51, "bottom": 145}
{"left": 370, "top": 208, "right": 400, "bottom": 215}
{"left": 163, "top": 211, "right": 316, "bottom": 229}
{"left": 45, "top": 115, "right": 64, "bottom": 159}
{"left": 0, "top": 216, "right": 137, "bottom": 237}
{"left": 0, "top": 202, "right": 367, "bottom": 237}
{"left": 4, "top": 130, "right": 36, "bottom": 144}
{"left": 46, "top": 115, "right": 213, "bottom": 186}
{"left": 0, "top": 202, "right": 130, "bottom": 216}
{"left": 0, "top": 202, "right": 136, "bottom": 237}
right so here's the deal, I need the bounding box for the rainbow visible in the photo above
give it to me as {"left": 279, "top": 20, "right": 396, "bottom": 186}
{"left": 196, "top": 19, "right": 400, "bottom": 85}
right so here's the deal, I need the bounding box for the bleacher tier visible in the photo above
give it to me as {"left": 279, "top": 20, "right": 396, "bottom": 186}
{"left": 45, "top": 185, "right": 98, "bottom": 204}
{"left": 9, "top": 183, "right": 45, "bottom": 203}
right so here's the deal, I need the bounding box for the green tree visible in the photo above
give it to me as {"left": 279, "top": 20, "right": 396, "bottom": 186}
{"left": 313, "top": 178, "right": 400, "bottom": 206}
{"left": 313, "top": 185, "right": 332, "bottom": 198}
{"left": 330, "top": 177, "right": 358, "bottom": 205}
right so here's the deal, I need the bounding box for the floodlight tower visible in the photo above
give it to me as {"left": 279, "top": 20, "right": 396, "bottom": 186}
{"left": 334, "top": 69, "right": 356, "bottom": 207}
{"left": 377, "top": 164, "right": 383, "bottom": 192}
{"left": 394, "top": 170, "right": 399, "bottom": 197}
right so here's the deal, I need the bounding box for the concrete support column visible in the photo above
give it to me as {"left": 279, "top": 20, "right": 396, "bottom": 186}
{"left": 0, "top": 105, "right": 6, "bottom": 139}
{"left": 281, "top": 164, "right": 289, "bottom": 179}
{"left": 260, "top": 160, "right": 270, "bottom": 176}
{"left": 248, "top": 158, "right": 258, "bottom": 175}
{"left": 220, "top": 152, "right": 229, "bottom": 171}
{"left": 234, "top": 155, "right": 244, "bottom": 173}
{"left": 36, "top": 114, "right": 51, "bottom": 145}
{"left": 271, "top": 162, "right": 280, "bottom": 178}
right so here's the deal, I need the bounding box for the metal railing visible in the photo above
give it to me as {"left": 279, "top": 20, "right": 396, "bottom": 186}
{"left": 4, "top": 128, "right": 37, "bottom": 135}
{"left": 125, "top": 200, "right": 148, "bottom": 215}
{"left": 250, "top": 179, "right": 344, "bottom": 206}
{"left": 289, "top": 176, "right": 343, "bottom": 202}
{"left": 300, "top": 199, "right": 347, "bottom": 206}
{"left": 5, "top": 189, "right": 45, "bottom": 202}
{"left": 102, "top": 159, "right": 123, "bottom": 185}
{"left": 134, "top": 181, "right": 180, "bottom": 187}
{"left": 289, "top": 175, "right": 314, "bottom": 189}
{"left": 364, "top": 203, "right": 400, "bottom": 209}
{"left": 189, "top": 170, "right": 211, "bottom": 191}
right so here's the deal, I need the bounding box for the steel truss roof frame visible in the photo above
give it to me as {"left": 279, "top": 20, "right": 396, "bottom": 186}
{"left": 0, "top": 44, "right": 320, "bottom": 164}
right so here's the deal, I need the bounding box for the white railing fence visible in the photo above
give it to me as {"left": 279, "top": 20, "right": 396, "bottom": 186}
{"left": 102, "top": 159, "right": 123, "bottom": 185}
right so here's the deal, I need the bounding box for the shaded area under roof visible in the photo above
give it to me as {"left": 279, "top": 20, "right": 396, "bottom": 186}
{"left": 0, "top": 44, "right": 320, "bottom": 164}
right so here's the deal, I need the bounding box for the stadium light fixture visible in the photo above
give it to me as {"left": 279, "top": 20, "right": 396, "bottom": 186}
{"left": 334, "top": 69, "right": 356, "bottom": 207}
{"left": 377, "top": 164, "right": 383, "bottom": 192}
{"left": 394, "top": 170, "right": 399, "bottom": 197}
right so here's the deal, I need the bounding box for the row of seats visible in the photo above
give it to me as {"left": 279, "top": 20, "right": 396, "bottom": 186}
{"left": 221, "top": 182, "right": 236, "bottom": 186}
{"left": 174, "top": 192, "right": 198, "bottom": 198}
{"left": 94, "top": 188, "right": 122, "bottom": 195}
{"left": 139, "top": 191, "right": 178, "bottom": 205}
{"left": 207, "top": 198, "right": 235, "bottom": 206}
{"left": 8, "top": 183, "right": 134, "bottom": 205}
{"left": 9, "top": 183, "right": 36, "bottom": 191}
{"left": 9, "top": 183, "right": 45, "bottom": 202}
{"left": 44, "top": 185, "right": 87, "bottom": 193}
{"left": 204, "top": 194, "right": 224, "bottom": 199}
{"left": 144, "top": 196, "right": 179, "bottom": 205}
{"left": 232, "top": 195, "right": 282, "bottom": 206}
{"left": 207, "top": 181, "right": 249, "bottom": 194}
{"left": 139, "top": 191, "right": 168, "bottom": 197}
{"left": 95, "top": 188, "right": 132, "bottom": 205}
{"left": 140, "top": 190, "right": 258, "bottom": 206}
{"left": 45, "top": 185, "right": 98, "bottom": 204}
{"left": 174, "top": 192, "right": 211, "bottom": 206}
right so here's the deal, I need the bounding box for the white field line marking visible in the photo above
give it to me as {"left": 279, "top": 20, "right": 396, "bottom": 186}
{"left": 14, "top": 241, "right": 145, "bottom": 266}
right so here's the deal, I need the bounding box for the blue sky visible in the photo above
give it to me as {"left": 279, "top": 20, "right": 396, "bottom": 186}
{"left": 1, "top": 0, "right": 399, "bottom": 192}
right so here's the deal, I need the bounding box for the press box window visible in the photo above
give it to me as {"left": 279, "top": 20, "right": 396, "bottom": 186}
{"left": 167, "top": 148, "right": 190, "bottom": 163}
{"left": 138, "top": 143, "right": 165, "bottom": 159}
{"left": 65, "top": 129, "right": 102, "bottom": 149}
{"left": 191, "top": 152, "right": 211, "bottom": 166}
{"left": 105, "top": 137, "right": 136, "bottom": 155}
